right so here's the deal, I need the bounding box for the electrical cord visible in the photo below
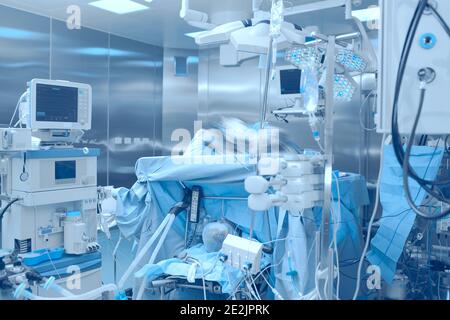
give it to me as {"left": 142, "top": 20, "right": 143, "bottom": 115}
{"left": 353, "top": 124, "right": 443, "bottom": 299}
{"left": 352, "top": 134, "right": 387, "bottom": 300}
{"left": 359, "top": 90, "right": 377, "bottom": 132}
{"left": 8, "top": 92, "right": 27, "bottom": 128}
{"left": 0, "top": 198, "right": 20, "bottom": 248}
{"left": 402, "top": 87, "right": 450, "bottom": 220}
{"left": 0, "top": 198, "right": 20, "bottom": 221}
{"left": 331, "top": 172, "right": 341, "bottom": 300}
{"left": 428, "top": 4, "right": 450, "bottom": 37}
{"left": 444, "top": 135, "right": 450, "bottom": 154}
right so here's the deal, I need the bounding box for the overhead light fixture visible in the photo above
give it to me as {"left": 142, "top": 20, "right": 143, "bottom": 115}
{"left": 285, "top": 46, "right": 324, "bottom": 70}
{"left": 336, "top": 49, "right": 367, "bottom": 73}
{"left": 351, "top": 6, "right": 380, "bottom": 22}
{"left": 333, "top": 74, "right": 356, "bottom": 102}
{"left": 89, "top": 0, "right": 149, "bottom": 15}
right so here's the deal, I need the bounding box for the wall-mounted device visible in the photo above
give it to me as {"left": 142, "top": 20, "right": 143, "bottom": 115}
{"left": 377, "top": 0, "right": 450, "bottom": 134}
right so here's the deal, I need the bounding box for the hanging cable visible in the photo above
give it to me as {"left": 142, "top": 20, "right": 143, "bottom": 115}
{"left": 0, "top": 198, "right": 21, "bottom": 249}
{"left": 9, "top": 91, "right": 27, "bottom": 128}
{"left": 0, "top": 198, "right": 20, "bottom": 221}
{"left": 352, "top": 134, "right": 387, "bottom": 300}
{"left": 428, "top": 4, "right": 450, "bottom": 37}
{"left": 402, "top": 86, "right": 450, "bottom": 220}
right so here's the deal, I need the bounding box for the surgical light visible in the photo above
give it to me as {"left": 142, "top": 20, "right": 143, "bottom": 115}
{"left": 333, "top": 74, "right": 356, "bottom": 102}
{"left": 336, "top": 49, "right": 367, "bottom": 73}
{"left": 285, "top": 46, "right": 323, "bottom": 70}
{"left": 89, "top": 0, "right": 149, "bottom": 15}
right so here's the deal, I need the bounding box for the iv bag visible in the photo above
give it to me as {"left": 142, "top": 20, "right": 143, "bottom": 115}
{"left": 301, "top": 66, "right": 319, "bottom": 113}
{"left": 270, "top": 0, "right": 284, "bottom": 38}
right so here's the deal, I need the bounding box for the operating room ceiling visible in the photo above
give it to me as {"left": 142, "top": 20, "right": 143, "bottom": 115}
{"left": 0, "top": 0, "right": 378, "bottom": 49}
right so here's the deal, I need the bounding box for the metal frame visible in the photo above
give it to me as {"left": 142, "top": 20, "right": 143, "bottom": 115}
{"left": 284, "top": 0, "right": 352, "bottom": 18}
{"left": 320, "top": 36, "right": 337, "bottom": 300}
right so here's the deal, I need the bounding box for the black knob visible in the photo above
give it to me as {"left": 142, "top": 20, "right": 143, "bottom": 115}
{"left": 418, "top": 67, "right": 436, "bottom": 83}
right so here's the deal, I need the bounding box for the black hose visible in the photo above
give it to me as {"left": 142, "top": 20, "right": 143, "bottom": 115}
{"left": 403, "top": 89, "right": 450, "bottom": 220}
{"left": 429, "top": 4, "right": 450, "bottom": 37}
{"left": 0, "top": 198, "right": 20, "bottom": 249}
{"left": 392, "top": 0, "right": 450, "bottom": 189}
{"left": 391, "top": 0, "right": 450, "bottom": 211}
{"left": 0, "top": 198, "right": 20, "bottom": 221}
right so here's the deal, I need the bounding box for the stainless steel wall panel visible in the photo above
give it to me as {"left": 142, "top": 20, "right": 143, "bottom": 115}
{"left": 153, "top": 51, "right": 164, "bottom": 157}
{"left": 50, "top": 19, "right": 109, "bottom": 186}
{"left": 109, "top": 35, "right": 163, "bottom": 187}
{"left": 0, "top": 5, "right": 50, "bottom": 128}
{"left": 162, "top": 48, "right": 199, "bottom": 156}
{"left": 198, "top": 49, "right": 261, "bottom": 127}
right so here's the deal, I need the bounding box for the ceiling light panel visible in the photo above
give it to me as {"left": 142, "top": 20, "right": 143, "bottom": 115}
{"left": 89, "top": 0, "right": 149, "bottom": 15}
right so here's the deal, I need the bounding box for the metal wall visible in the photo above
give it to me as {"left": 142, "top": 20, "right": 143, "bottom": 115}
{"left": 0, "top": 6, "right": 50, "bottom": 127}
{"left": 162, "top": 48, "right": 199, "bottom": 156}
{"left": 0, "top": 4, "right": 164, "bottom": 188}
{"left": 109, "top": 35, "right": 163, "bottom": 187}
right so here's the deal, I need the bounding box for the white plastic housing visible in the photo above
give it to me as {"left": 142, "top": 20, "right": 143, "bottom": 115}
{"left": 280, "top": 175, "right": 323, "bottom": 194}
{"left": 221, "top": 234, "right": 263, "bottom": 274}
{"left": 248, "top": 194, "right": 274, "bottom": 211}
{"left": 64, "top": 219, "right": 87, "bottom": 255}
{"left": 377, "top": 0, "right": 450, "bottom": 134}
{"left": 27, "top": 79, "right": 92, "bottom": 131}
{"left": 245, "top": 176, "right": 270, "bottom": 194}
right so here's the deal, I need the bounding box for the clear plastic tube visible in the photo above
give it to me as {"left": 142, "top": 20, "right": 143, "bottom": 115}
{"left": 135, "top": 214, "right": 176, "bottom": 300}
{"left": 46, "top": 282, "right": 75, "bottom": 297}
{"left": 117, "top": 214, "right": 172, "bottom": 289}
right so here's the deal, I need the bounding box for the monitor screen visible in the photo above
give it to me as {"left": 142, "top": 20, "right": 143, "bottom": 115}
{"left": 280, "top": 69, "right": 302, "bottom": 95}
{"left": 36, "top": 84, "right": 78, "bottom": 123}
{"left": 55, "top": 161, "right": 76, "bottom": 180}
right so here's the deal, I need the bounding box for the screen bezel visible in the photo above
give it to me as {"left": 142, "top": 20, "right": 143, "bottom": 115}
{"left": 278, "top": 66, "right": 303, "bottom": 99}
{"left": 30, "top": 79, "right": 92, "bottom": 130}
{"left": 55, "top": 160, "right": 77, "bottom": 183}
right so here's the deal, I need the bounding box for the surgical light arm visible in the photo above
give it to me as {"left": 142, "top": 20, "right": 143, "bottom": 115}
{"left": 180, "top": 0, "right": 215, "bottom": 30}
